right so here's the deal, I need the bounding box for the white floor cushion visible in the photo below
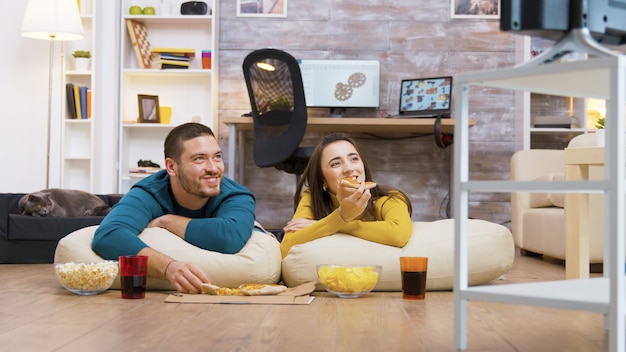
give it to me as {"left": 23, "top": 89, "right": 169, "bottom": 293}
{"left": 54, "top": 226, "right": 282, "bottom": 290}
{"left": 281, "top": 219, "right": 515, "bottom": 291}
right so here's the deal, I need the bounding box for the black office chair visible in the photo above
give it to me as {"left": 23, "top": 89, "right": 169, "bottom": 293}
{"left": 242, "top": 48, "right": 313, "bottom": 183}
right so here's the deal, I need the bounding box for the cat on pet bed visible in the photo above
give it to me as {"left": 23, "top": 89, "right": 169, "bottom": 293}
{"left": 18, "top": 189, "right": 111, "bottom": 217}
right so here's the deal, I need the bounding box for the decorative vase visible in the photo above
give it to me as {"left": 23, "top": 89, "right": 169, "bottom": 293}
{"left": 73, "top": 58, "right": 90, "bottom": 71}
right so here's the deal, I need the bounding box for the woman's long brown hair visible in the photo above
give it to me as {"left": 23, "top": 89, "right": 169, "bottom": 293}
{"left": 294, "top": 133, "right": 412, "bottom": 220}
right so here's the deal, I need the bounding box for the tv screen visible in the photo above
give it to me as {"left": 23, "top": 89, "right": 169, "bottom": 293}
{"left": 501, "top": 0, "right": 626, "bottom": 45}
{"left": 297, "top": 59, "right": 380, "bottom": 108}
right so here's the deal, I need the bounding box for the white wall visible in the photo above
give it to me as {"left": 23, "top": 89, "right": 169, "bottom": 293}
{"left": 0, "top": 0, "right": 53, "bottom": 192}
{"left": 1, "top": 1, "right": 121, "bottom": 194}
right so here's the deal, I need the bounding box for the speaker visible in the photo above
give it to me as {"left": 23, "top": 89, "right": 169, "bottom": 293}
{"left": 181, "top": 1, "right": 210, "bottom": 15}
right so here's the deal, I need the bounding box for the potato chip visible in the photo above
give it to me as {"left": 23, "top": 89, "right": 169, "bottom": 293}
{"left": 317, "top": 265, "right": 380, "bottom": 293}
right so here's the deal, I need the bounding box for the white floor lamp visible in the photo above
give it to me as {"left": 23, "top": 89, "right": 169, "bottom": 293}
{"left": 21, "top": 0, "right": 84, "bottom": 188}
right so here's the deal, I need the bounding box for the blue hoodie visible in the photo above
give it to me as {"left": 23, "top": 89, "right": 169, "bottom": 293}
{"left": 92, "top": 170, "right": 256, "bottom": 260}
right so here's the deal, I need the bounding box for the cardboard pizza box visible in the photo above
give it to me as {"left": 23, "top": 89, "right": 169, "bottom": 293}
{"left": 165, "top": 281, "right": 316, "bottom": 305}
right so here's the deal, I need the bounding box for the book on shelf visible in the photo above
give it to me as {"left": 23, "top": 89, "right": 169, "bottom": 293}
{"left": 153, "top": 59, "right": 191, "bottom": 70}
{"left": 86, "top": 88, "right": 92, "bottom": 119}
{"left": 151, "top": 47, "right": 195, "bottom": 58}
{"left": 73, "top": 84, "right": 82, "bottom": 120}
{"left": 161, "top": 64, "right": 190, "bottom": 69}
{"left": 65, "top": 83, "right": 77, "bottom": 119}
{"left": 159, "top": 53, "right": 190, "bottom": 62}
{"left": 80, "top": 86, "right": 88, "bottom": 119}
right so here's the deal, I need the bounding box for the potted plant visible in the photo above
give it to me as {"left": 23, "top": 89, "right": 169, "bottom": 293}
{"left": 72, "top": 50, "right": 91, "bottom": 71}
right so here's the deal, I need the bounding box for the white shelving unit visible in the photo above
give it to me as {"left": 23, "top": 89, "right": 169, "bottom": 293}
{"left": 118, "top": 0, "right": 218, "bottom": 192}
{"left": 515, "top": 36, "right": 606, "bottom": 149}
{"left": 453, "top": 56, "right": 625, "bottom": 351}
{"left": 60, "top": 0, "right": 95, "bottom": 191}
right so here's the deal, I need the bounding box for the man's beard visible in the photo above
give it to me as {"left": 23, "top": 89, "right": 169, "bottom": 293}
{"left": 177, "top": 168, "right": 221, "bottom": 198}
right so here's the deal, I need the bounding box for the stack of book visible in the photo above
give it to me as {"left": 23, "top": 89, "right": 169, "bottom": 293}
{"left": 151, "top": 48, "right": 195, "bottom": 69}
{"left": 65, "top": 83, "right": 91, "bottom": 119}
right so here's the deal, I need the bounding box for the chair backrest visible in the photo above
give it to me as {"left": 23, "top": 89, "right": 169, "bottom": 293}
{"left": 242, "top": 48, "right": 307, "bottom": 168}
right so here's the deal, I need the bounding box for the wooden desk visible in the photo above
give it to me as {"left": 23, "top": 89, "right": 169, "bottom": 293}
{"left": 564, "top": 146, "right": 604, "bottom": 279}
{"left": 221, "top": 117, "right": 476, "bottom": 180}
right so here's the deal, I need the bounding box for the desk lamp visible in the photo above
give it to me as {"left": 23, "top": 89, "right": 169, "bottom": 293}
{"left": 21, "top": 0, "right": 84, "bottom": 188}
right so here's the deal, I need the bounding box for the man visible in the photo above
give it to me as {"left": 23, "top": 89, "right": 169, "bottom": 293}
{"left": 92, "top": 123, "right": 256, "bottom": 293}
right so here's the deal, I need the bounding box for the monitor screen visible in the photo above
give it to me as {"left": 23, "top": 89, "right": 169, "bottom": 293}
{"left": 297, "top": 59, "right": 380, "bottom": 108}
{"left": 501, "top": 0, "right": 626, "bottom": 45}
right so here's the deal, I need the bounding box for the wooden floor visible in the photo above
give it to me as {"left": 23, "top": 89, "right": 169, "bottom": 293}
{"left": 0, "top": 251, "right": 607, "bottom": 352}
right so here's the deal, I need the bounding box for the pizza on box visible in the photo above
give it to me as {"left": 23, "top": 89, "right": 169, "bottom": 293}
{"left": 201, "top": 283, "right": 288, "bottom": 296}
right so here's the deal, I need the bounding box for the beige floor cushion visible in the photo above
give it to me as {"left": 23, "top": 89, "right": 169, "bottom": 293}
{"left": 55, "top": 226, "right": 282, "bottom": 290}
{"left": 281, "top": 219, "right": 515, "bottom": 291}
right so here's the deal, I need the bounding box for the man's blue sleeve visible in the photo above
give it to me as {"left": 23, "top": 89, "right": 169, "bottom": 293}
{"left": 184, "top": 192, "right": 256, "bottom": 254}
{"left": 92, "top": 189, "right": 164, "bottom": 259}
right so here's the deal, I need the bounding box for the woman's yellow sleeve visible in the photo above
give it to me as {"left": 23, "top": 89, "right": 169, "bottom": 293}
{"left": 280, "top": 191, "right": 347, "bottom": 258}
{"left": 337, "top": 196, "right": 412, "bottom": 247}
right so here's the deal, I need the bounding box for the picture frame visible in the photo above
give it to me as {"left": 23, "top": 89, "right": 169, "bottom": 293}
{"left": 237, "top": 0, "right": 287, "bottom": 18}
{"left": 138, "top": 94, "right": 160, "bottom": 123}
{"left": 450, "top": 0, "right": 500, "bottom": 19}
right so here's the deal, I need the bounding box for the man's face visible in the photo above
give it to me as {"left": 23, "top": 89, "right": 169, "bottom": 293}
{"left": 173, "top": 135, "right": 224, "bottom": 199}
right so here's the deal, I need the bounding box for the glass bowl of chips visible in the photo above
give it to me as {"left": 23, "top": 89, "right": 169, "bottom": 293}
{"left": 316, "top": 264, "right": 382, "bottom": 298}
{"left": 54, "top": 261, "right": 119, "bottom": 295}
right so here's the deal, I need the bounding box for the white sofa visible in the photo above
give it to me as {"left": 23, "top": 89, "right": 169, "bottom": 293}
{"left": 510, "top": 133, "right": 604, "bottom": 263}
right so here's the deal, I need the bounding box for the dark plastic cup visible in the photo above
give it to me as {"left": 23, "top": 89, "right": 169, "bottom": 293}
{"left": 119, "top": 255, "right": 148, "bottom": 299}
{"left": 400, "top": 256, "right": 428, "bottom": 300}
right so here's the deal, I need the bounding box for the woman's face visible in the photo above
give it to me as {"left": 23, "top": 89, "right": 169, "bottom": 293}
{"left": 320, "top": 140, "right": 365, "bottom": 194}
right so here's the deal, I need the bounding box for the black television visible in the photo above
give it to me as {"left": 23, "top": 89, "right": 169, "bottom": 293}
{"left": 501, "top": 0, "right": 626, "bottom": 46}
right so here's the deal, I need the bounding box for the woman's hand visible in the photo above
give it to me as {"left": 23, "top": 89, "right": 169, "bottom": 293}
{"left": 283, "top": 218, "right": 317, "bottom": 232}
{"left": 336, "top": 180, "right": 371, "bottom": 222}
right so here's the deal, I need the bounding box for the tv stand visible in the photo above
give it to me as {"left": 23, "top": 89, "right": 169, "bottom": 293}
{"left": 520, "top": 28, "right": 618, "bottom": 67}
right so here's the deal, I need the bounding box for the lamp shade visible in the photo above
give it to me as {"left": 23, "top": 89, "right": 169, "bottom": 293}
{"left": 21, "top": 0, "right": 84, "bottom": 41}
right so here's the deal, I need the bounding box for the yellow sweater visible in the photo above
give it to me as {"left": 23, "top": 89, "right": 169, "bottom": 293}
{"left": 280, "top": 189, "right": 412, "bottom": 258}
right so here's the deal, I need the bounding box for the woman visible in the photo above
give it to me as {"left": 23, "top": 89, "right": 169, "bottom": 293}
{"left": 280, "top": 133, "right": 413, "bottom": 258}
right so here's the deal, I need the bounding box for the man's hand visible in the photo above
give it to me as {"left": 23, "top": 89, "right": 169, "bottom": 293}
{"left": 147, "top": 214, "right": 190, "bottom": 239}
{"left": 137, "top": 247, "right": 210, "bottom": 294}
{"left": 164, "top": 260, "right": 211, "bottom": 294}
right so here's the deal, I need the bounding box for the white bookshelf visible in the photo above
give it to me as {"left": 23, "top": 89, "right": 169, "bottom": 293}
{"left": 453, "top": 56, "right": 625, "bottom": 351}
{"left": 117, "top": 0, "right": 218, "bottom": 192}
{"left": 60, "top": 0, "right": 95, "bottom": 191}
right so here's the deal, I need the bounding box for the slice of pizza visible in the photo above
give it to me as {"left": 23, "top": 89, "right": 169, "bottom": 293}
{"left": 201, "top": 283, "right": 287, "bottom": 296}
{"left": 240, "top": 283, "right": 288, "bottom": 296}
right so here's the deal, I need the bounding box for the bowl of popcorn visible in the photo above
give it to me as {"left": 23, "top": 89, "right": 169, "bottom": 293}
{"left": 54, "top": 261, "right": 119, "bottom": 295}
{"left": 316, "top": 264, "right": 381, "bottom": 298}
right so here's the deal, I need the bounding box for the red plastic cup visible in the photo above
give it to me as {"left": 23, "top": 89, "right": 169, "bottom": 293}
{"left": 119, "top": 255, "right": 148, "bottom": 299}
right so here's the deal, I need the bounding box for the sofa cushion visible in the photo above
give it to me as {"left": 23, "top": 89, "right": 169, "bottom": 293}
{"left": 529, "top": 173, "right": 566, "bottom": 208}
{"left": 54, "top": 226, "right": 282, "bottom": 290}
{"left": 281, "top": 219, "right": 514, "bottom": 291}
{"left": 522, "top": 207, "right": 566, "bottom": 258}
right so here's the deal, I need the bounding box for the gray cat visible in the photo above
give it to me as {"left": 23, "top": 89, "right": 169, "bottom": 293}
{"left": 18, "top": 189, "right": 111, "bottom": 217}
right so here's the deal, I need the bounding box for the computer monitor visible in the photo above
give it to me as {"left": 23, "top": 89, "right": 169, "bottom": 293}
{"left": 501, "top": 0, "right": 626, "bottom": 46}
{"left": 297, "top": 59, "right": 380, "bottom": 109}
